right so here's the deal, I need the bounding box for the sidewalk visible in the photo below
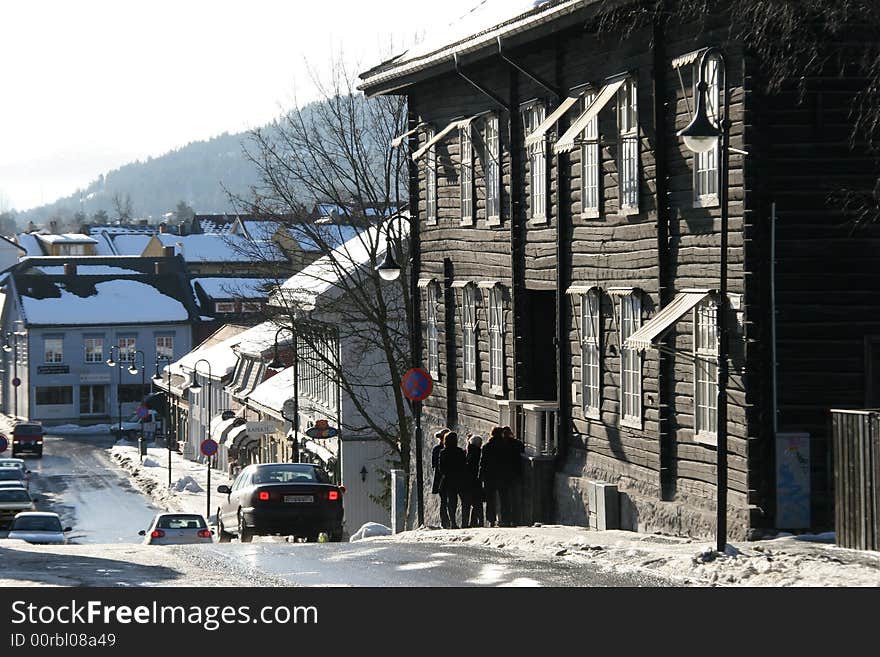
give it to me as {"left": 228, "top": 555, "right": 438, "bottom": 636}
{"left": 111, "top": 442, "right": 233, "bottom": 520}
{"left": 378, "top": 525, "right": 880, "bottom": 587}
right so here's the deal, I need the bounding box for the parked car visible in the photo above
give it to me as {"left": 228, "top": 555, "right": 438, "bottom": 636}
{"left": 138, "top": 513, "right": 213, "bottom": 545}
{"left": 0, "top": 487, "right": 36, "bottom": 529}
{"left": 216, "top": 462, "right": 344, "bottom": 543}
{"left": 0, "top": 481, "right": 27, "bottom": 490}
{"left": 11, "top": 423, "right": 44, "bottom": 458}
{"left": 110, "top": 410, "right": 162, "bottom": 440}
{"left": 7, "top": 512, "right": 70, "bottom": 545}
{"left": 0, "top": 458, "right": 27, "bottom": 472}
{"left": 0, "top": 467, "right": 29, "bottom": 491}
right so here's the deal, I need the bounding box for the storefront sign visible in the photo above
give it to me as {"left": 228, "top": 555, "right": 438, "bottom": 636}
{"left": 80, "top": 372, "right": 112, "bottom": 383}
{"left": 246, "top": 421, "right": 279, "bottom": 435}
{"left": 38, "top": 364, "right": 70, "bottom": 375}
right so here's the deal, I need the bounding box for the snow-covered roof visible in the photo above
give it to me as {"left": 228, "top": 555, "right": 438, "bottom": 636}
{"left": 360, "top": 0, "right": 586, "bottom": 92}
{"left": 247, "top": 366, "right": 293, "bottom": 413}
{"left": 15, "top": 234, "right": 44, "bottom": 257}
{"left": 191, "top": 277, "right": 276, "bottom": 300}
{"left": 34, "top": 265, "right": 143, "bottom": 275}
{"left": 291, "top": 224, "right": 365, "bottom": 253}
{"left": 35, "top": 233, "right": 97, "bottom": 244}
{"left": 88, "top": 225, "right": 158, "bottom": 235}
{"left": 109, "top": 234, "right": 153, "bottom": 256}
{"left": 156, "top": 234, "right": 286, "bottom": 263}
{"left": 20, "top": 280, "right": 189, "bottom": 326}
{"left": 169, "top": 324, "right": 250, "bottom": 380}
{"left": 275, "top": 217, "right": 408, "bottom": 308}
{"left": 0, "top": 236, "right": 26, "bottom": 254}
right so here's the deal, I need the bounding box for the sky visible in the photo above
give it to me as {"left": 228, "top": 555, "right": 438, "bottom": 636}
{"left": 0, "top": 0, "right": 483, "bottom": 212}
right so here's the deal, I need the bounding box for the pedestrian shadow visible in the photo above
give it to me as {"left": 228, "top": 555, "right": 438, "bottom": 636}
{"left": 0, "top": 545, "right": 185, "bottom": 587}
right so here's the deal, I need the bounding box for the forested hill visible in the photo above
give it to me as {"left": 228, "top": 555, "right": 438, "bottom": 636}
{"left": 21, "top": 130, "right": 263, "bottom": 223}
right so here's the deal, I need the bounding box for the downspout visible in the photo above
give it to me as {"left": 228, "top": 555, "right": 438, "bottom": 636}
{"left": 652, "top": 9, "right": 675, "bottom": 500}
{"left": 509, "top": 65, "right": 525, "bottom": 400}
{"left": 554, "top": 39, "right": 570, "bottom": 479}
{"left": 771, "top": 201, "right": 777, "bottom": 434}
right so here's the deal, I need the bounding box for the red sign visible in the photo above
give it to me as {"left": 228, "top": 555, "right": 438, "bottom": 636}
{"left": 0, "top": 435, "right": 7, "bottom": 453}
{"left": 401, "top": 368, "right": 433, "bottom": 402}
{"left": 305, "top": 419, "right": 338, "bottom": 439}
{"left": 200, "top": 438, "right": 218, "bottom": 457}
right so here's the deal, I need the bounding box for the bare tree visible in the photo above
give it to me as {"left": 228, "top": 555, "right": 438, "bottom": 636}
{"left": 112, "top": 192, "right": 134, "bottom": 223}
{"left": 227, "top": 59, "right": 412, "bottom": 511}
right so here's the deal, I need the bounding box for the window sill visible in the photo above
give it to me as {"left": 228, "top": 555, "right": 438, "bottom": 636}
{"left": 462, "top": 382, "right": 478, "bottom": 392}
{"left": 486, "top": 216, "right": 502, "bottom": 228}
{"left": 581, "top": 208, "right": 600, "bottom": 220}
{"left": 620, "top": 416, "right": 643, "bottom": 431}
{"left": 424, "top": 218, "right": 437, "bottom": 226}
{"left": 528, "top": 216, "right": 548, "bottom": 227}
{"left": 694, "top": 431, "right": 718, "bottom": 447}
{"left": 459, "top": 218, "right": 475, "bottom": 227}
{"left": 585, "top": 408, "right": 601, "bottom": 421}
{"left": 429, "top": 370, "right": 441, "bottom": 382}
{"left": 489, "top": 386, "right": 505, "bottom": 398}
{"left": 617, "top": 206, "right": 640, "bottom": 218}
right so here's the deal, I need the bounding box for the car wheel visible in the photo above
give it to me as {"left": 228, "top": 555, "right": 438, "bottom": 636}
{"left": 238, "top": 510, "right": 253, "bottom": 543}
{"left": 216, "top": 511, "right": 232, "bottom": 543}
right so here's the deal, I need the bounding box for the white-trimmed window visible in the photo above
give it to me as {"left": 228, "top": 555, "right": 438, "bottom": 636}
{"left": 155, "top": 335, "right": 174, "bottom": 360}
{"left": 694, "top": 56, "right": 720, "bottom": 205}
{"left": 44, "top": 336, "right": 63, "bottom": 363}
{"left": 426, "top": 282, "right": 440, "bottom": 379}
{"left": 215, "top": 301, "right": 235, "bottom": 313}
{"left": 581, "top": 290, "right": 601, "bottom": 418}
{"left": 462, "top": 284, "right": 477, "bottom": 388}
{"left": 84, "top": 336, "right": 103, "bottom": 363}
{"left": 460, "top": 124, "right": 474, "bottom": 225}
{"left": 425, "top": 126, "right": 437, "bottom": 225}
{"left": 694, "top": 300, "right": 719, "bottom": 443}
{"left": 485, "top": 115, "right": 501, "bottom": 224}
{"left": 618, "top": 78, "right": 639, "bottom": 212}
{"left": 118, "top": 336, "right": 136, "bottom": 362}
{"left": 525, "top": 103, "right": 547, "bottom": 221}
{"left": 619, "top": 293, "right": 642, "bottom": 426}
{"left": 241, "top": 302, "right": 261, "bottom": 313}
{"left": 581, "top": 92, "right": 601, "bottom": 218}
{"left": 488, "top": 286, "right": 505, "bottom": 394}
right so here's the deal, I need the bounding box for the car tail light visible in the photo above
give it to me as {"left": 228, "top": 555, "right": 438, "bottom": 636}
{"left": 328, "top": 490, "right": 340, "bottom": 501}
{"left": 258, "top": 491, "right": 270, "bottom": 501}
{"left": 197, "top": 529, "right": 212, "bottom": 538}
{"left": 151, "top": 529, "right": 165, "bottom": 538}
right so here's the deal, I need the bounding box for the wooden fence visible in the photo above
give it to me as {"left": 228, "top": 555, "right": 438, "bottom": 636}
{"left": 831, "top": 409, "right": 880, "bottom": 551}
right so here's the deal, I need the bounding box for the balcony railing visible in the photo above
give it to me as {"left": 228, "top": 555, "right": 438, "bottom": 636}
{"left": 498, "top": 399, "right": 558, "bottom": 456}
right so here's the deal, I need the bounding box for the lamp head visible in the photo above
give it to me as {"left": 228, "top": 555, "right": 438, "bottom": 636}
{"left": 2, "top": 343, "right": 11, "bottom": 353}
{"left": 677, "top": 80, "right": 721, "bottom": 153}
{"left": 106, "top": 357, "right": 116, "bottom": 367}
{"left": 128, "top": 364, "right": 139, "bottom": 375}
{"left": 188, "top": 375, "right": 202, "bottom": 393}
{"left": 376, "top": 247, "right": 401, "bottom": 282}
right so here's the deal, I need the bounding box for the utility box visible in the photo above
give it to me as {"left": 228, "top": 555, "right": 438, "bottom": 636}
{"left": 588, "top": 480, "right": 619, "bottom": 531}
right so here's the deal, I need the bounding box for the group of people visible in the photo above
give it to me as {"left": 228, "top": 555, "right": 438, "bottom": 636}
{"left": 430, "top": 425, "right": 525, "bottom": 529}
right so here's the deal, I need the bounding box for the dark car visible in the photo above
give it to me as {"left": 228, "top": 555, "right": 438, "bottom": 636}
{"left": 0, "top": 467, "right": 29, "bottom": 491}
{"left": 215, "top": 463, "right": 344, "bottom": 543}
{"left": 11, "top": 423, "right": 44, "bottom": 457}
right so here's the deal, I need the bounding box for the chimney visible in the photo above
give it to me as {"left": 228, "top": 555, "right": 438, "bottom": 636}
{"left": 64, "top": 263, "right": 77, "bottom": 276}
{"left": 49, "top": 220, "right": 58, "bottom": 234}
{"left": 159, "top": 222, "right": 168, "bottom": 234}
{"left": 162, "top": 245, "right": 175, "bottom": 257}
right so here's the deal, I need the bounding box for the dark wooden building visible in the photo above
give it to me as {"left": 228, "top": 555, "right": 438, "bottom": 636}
{"left": 360, "top": 0, "right": 880, "bottom": 539}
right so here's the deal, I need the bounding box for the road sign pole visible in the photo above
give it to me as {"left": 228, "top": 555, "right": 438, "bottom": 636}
{"left": 414, "top": 401, "right": 424, "bottom": 527}
{"left": 401, "top": 368, "right": 432, "bottom": 529}
{"left": 207, "top": 458, "right": 211, "bottom": 521}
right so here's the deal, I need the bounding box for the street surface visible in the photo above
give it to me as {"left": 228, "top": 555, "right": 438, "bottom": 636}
{"left": 0, "top": 433, "right": 671, "bottom": 587}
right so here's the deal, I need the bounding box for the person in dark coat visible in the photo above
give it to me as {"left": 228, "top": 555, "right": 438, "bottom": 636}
{"left": 437, "top": 432, "right": 468, "bottom": 529}
{"left": 479, "top": 426, "right": 511, "bottom": 527}
{"left": 503, "top": 425, "right": 525, "bottom": 527}
{"left": 430, "top": 429, "right": 448, "bottom": 499}
{"left": 461, "top": 434, "right": 484, "bottom": 528}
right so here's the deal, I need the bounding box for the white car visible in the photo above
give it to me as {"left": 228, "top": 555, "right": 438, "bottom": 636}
{"left": 7, "top": 512, "right": 71, "bottom": 545}
{"left": 0, "top": 458, "right": 27, "bottom": 472}
{"left": 0, "top": 487, "right": 36, "bottom": 529}
{"left": 0, "top": 481, "right": 27, "bottom": 489}
{"left": 139, "top": 513, "right": 214, "bottom": 545}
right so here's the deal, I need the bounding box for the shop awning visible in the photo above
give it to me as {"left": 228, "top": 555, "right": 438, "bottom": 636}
{"left": 624, "top": 290, "right": 711, "bottom": 351}
{"left": 227, "top": 425, "right": 249, "bottom": 452}
{"left": 524, "top": 96, "right": 580, "bottom": 148}
{"left": 554, "top": 77, "right": 627, "bottom": 153}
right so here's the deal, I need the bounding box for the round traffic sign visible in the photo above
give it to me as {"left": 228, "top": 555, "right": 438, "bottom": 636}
{"left": 200, "top": 438, "right": 218, "bottom": 457}
{"left": 11, "top": 377, "right": 20, "bottom": 387}
{"left": 136, "top": 406, "right": 149, "bottom": 419}
{"left": 401, "top": 367, "right": 433, "bottom": 402}
{"left": 0, "top": 434, "right": 7, "bottom": 453}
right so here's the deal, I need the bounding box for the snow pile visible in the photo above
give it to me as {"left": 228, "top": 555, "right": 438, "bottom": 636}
{"left": 50, "top": 424, "right": 114, "bottom": 434}
{"left": 350, "top": 522, "right": 392, "bottom": 542}
{"left": 172, "top": 476, "right": 204, "bottom": 493}
{"left": 384, "top": 525, "right": 880, "bottom": 587}
{"left": 142, "top": 457, "right": 162, "bottom": 468}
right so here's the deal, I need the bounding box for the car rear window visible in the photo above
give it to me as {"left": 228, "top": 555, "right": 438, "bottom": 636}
{"left": 0, "top": 489, "right": 31, "bottom": 502}
{"left": 252, "top": 464, "right": 330, "bottom": 484}
{"left": 0, "top": 469, "right": 24, "bottom": 480}
{"left": 12, "top": 516, "right": 62, "bottom": 532}
{"left": 155, "top": 515, "right": 207, "bottom": 529}
{"left": 13, "top": 425, "right": 42, "bottom": 436}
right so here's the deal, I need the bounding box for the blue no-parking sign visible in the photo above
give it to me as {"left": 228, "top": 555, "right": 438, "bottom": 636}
{"left": 401, "top": 368, "right": 433, "bottom": 402}
{"left": 0, "top": 434, "right": 7, "bottom": 453}
{"left": 200, "top": 438, "right": 218, "bottom": 457}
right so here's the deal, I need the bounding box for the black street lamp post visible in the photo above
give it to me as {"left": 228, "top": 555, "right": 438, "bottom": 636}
{"left": 106, "top": 345, "right": 125, "bottom": 434}
{"left": 4, "top": 322, "right": 27, "bottom": 418}
{"left": 270, "top": 325, "right": 300, "bottom": 464}
{"left": 678, "top": 47, "right": 731, "bottom": 553}
{"left": 188, "top": 358, "right": 213, "bottom": 520}
{"left": 152, "top": 355, "right": 174, "bottom": 489}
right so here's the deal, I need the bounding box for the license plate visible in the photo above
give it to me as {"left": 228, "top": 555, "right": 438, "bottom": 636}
{"left": 284, "top": 495, "right": 313, "bottom": 503}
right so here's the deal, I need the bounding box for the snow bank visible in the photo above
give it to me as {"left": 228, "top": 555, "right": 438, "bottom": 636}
{"left": 350, "top": 522, "right": 392, "bottom": 542}
{"left": 51, "top": 423, "right": 114, "bottom": 435}
{"left": 172, "top": 476, "right": 204, "bottom": 493}
{"left": 142, "top": 457, "right": 162, "bottom": 468}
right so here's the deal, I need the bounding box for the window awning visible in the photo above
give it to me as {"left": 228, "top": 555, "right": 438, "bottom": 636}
{"left": 227, "top": 424, "right": 249, "bottom": 452}
{"left": 417, "top": 277, "right": 437, "bottom": 288}
{"left": 554, "top": 77, "right": 627, "bottom": 154}
{"left": 524, "top": 96, "right": 581, "bottom": 148}
{"left": 624, "top": 290, "right": 711, "bottom": 351}
{"left": 450, "top": 280, "right": 472, "bottom": 289}
{"left": 391, "top": 123, "right": 425, "bottom": 148}
{"left": 477, "top": 280, "right": 502, "bottom": 289}
{"left": 565, "top": 284, "right": 599, "bottom": 295}
{"left": 412, "top": 116, "right": 470, "bottom": 161}
{"left": 672, "top": 48, "right": 708, "bottom": 70}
